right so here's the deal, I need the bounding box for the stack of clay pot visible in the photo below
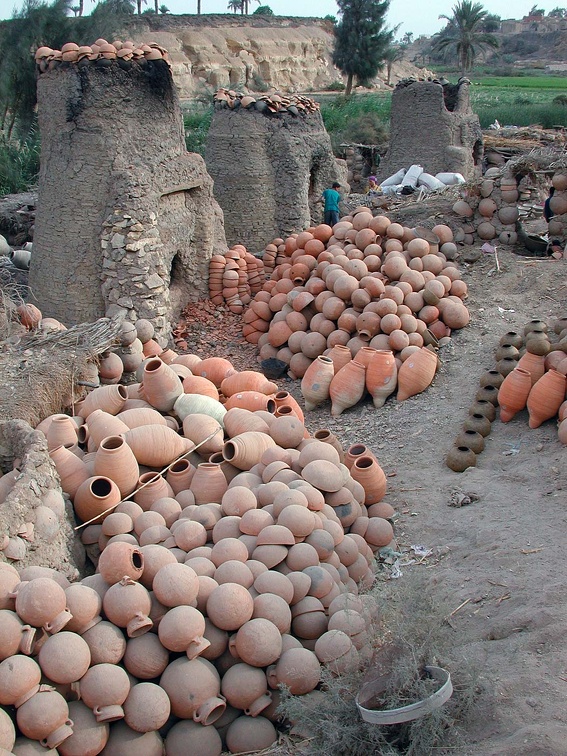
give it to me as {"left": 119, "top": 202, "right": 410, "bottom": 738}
{"left": 1, "top": 358, "right": 398, "bottom": 753}
{"left": 34, "top": 40, "right": 170, "bottom": 74}
{"left": 451, "top": 169, "right": 567, "bottom": 248}
{"left": 209, "top": 246, "right": 265, "bottom": 314}
{"left": 446, "top": 315, "right": 567, "bottom": 471}
{"left": 242, "top": 212, "right": 470, "bottom": 412}
{"left": 213, "top": 89, "right": 321, "bottom": 115}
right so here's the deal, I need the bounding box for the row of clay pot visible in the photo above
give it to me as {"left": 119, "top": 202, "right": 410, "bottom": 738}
{"left": 209, "top": 245, "right": 265, "bottom": 314}
{"left": 446, "top": 316, "right": 567, "bottom": 471}
{"left": 213, "top": 89, "right": 321, "bottom": 115}
{"left": 34, "top": 40, "right": 170, "bottom": 72}
{"left": 2, "top": 365, "right": 399, "bottom": 753}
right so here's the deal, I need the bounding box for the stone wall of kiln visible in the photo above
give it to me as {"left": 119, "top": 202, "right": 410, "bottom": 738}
{"left": 378, "top": 80, "right": 483, "bottom": 182}
{"left": 30, "top": 61, "right": 227, "bottom": 340}
{"left": 205, "top": 106, "right": 346, "bottom": 254}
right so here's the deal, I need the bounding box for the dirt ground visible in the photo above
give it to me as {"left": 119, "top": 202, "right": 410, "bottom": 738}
{"left": 181, "top": 244, "right": 567, "bottom": 755}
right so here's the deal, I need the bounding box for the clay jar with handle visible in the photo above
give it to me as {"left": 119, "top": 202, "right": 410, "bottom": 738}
{"left": 58, "top": 700, "right": 109, "bottom": 756}
{"left": 93, "top": 435, "right": 139, "bottom": 498}
{"left": 0, "top": 609, "right": 37, "bottom": 659}
{"left": 97, "top": 541, "right": 144, "bottom": 585}
{"left": 0, "top": 654, "right": 42, "bottom": 707}
{"left": 365, "top": 349, "right": 397, "bottom": 408}
{"left": 527, "top": 369, "right": 566, "bottom": 428}
{"left": 140, "top": 358, "right": 183, "bottom": 412}
{"left": 349, "top": 456, "right": 387, "bottom": 505}
{"left": 158, "top": 605, "right": 210, "bottom": 659}
{"left": 497, "top": 367, "right": 532, "bottom": 422}
{"left": 16, "top": 688, "right": 74, "bottom": 749}
{"left": 160, "top": 657, "right": 226, "bottom": 724}
{"left": 79, "top": 662, "right": 131, "bottom": 722}
{"left": 221, "top": 663, "right": 272, "bottom": 717}
{"left": 63, "top": 584, "right": 102, "bottom": 635}
{"left": 38, "top": 631, "right": 91, "bottom": 684}
{"left": 73, "top": 475, "right": 121, "bottom": 525}
{"left": 102, "top": 577, "right": 153, "bottom": 637}
{"left": 301, "top": 356, "right": 335, "bottom": 411}
{"left": 329, "top": 360, "right": 367, "bottom": 416}
{"left": 14, "top": 577, "right": 72, "bottom": 634}
{"left": 396, "top": 347, "right": 437, "bottom": 401}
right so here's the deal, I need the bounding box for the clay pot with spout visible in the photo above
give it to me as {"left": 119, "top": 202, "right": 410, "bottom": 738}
{"left": 158, "top": 605, "right": 210, "bottom": 659}
{"left": 221, "top": 663, "right": 272, "bottom": 716}
{"left": 498, "top": 367, "right": 532, "bottom": 422}
{"left": 527, "top": 369, "right": 566, "bottom": 428}
{"left": 0, "top": 654, "right": 41, "bottom": 707}
{"left": 102, "top": 577, "right": 153, "bottom": 637}
{"left": 160, "top": 657, "right": 226, "bottom": 724}
{"left": 14, "top": 577, "right": 72, "bottom": 633}
{"left": 79, "top": 662, "right": 131, "bottom": 722}
{"left": 0, "top": 609, "right": 37, "bottom": 659}
{"left": 16, "top": 688, "right": 74, "bottom": 749}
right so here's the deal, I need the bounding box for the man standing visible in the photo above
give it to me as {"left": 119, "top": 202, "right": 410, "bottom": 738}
{"left": 321, "top": 182, "right": 342, "bottom": 227}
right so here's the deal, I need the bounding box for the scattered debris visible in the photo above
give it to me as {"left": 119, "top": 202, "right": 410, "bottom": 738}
{"left": 448, "top": 489, "right": 480, "bottom": 508}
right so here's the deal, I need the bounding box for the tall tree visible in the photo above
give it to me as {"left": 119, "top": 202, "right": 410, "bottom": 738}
{"left": 549, "top": 6, "right": 566, "bottom": 16}
{"left": 227, "top": 0, "right": 242, "bottom": 11}
{"left": 332, "top": 0, "right": 394, "bottom": 96}
{"left": 383, "top": 44, "right": 404, "bottom": 85}
{"left": 433, "top": 0, "right": 499, "bottom": 77}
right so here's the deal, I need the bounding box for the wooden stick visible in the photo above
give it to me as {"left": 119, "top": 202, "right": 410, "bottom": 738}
{"left": 74, "top": 428, "right": 220, "bottom": 530}
{"left": 447, "top": 598, "right": 471, "bottom": 618}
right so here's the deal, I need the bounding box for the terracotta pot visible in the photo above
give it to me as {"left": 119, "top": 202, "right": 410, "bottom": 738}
{"left": 160, "top": 657, "right": 226, "bottom": 724}
{"left": 496, "top": 357, "right": 518, "bottom": 377}
{"left": 349, "top": 456, "right": 387, "bottom": 505}
{"left": 222, "top": 432, "right": 277, "bottom": 471}
{"left": 123, "top": 425, "right": 194, "bottom": 467}
{"left": 103, "top": 577, "right": 152, "bottom": 638}
{"left": 78, "top": 385, "right": 128, "bottom": 419}
{"left": 0, "top": 654, "right": 41, "bottom": 707}
{"left": 221, "top": 663, "right": 271, "bottom": 716}
{"left": 189, "top": 463, "right": 228, "bottom": 505}
{"left": 527, "top": 369, "right": 566, "bottom": 428}
{"left": 58, "top": 700, "right": 109, "bottom": 756}
{"left": 183, "top": 414, "right": 224, "bottom": 456}
{"left": 463, "top": 413, "right": 491, "bottom": 437}
{"left": 134, "top": 472, "right": 174, "bottom": 511}
{"left": 166, "top": 458, "right": 196, "bottom": 494}
{"left": 17, "top": 688, "right": 73, "bottom": 749}
{"left": 174, "top": 394, "right": 227, "bottom": 426}
{"left": 446, "top": 445, "right": 477, "bottom": 472}
{"left": 165, "top": 720, "right": 222, "bottom": 756}
{"left": 0, "top": 609, "right": 37, "bottom": 659}
{"left": 270, "top": 647, "right": 321, "bottom": 695}
{"left": 454, "top": 429, "right": 485, "bottom": 454}
{"left": 98, "top": 541, "right": 144, "bottom": 585}
{"left": 479, "top": 369, "right": 504, "bottom": 389}
{"left": 365, "top": 350, "right": 397, "bottom": 408}
{"left": 81, "top": 620, "right": 126, "bottom": 666}
{"left": 206, "top": 582, "right": 254, "bottom": 631}
{"left": 49, "top": 445, "right": 90, "bottom": 499}
{"left": 79, "top": 662, "right": 131, "bottom": 722}
{"left": 469, "top": 399, "right": 497, "bottom": 422}
{"left": 326, "top": 344, "right": 353, "bottom": 374}
{"left": 182, "top": 374, "right": 220, "bottom": 401}
{"left": 123, "top": 682, "right": 171, "bottom": 733}
{"left": 329, "top": 360, "right": 367, "bottom": 416}
{"left": 37, "top": 631, "right": 91, "bottom": 684}
{"left": 498, "top": 367, "right": 532, "bottom": 422}
{"left": 141, "top": 358, "right": 183, "bottom": 412}
{"left": 98, "top": 720, "right": 163, "bottom": 753}
{"left": 64, "top": 584, "right": 102, "bottom": 635}
{"left": 14, "top": 578, "right": 72, "bottom": 633}
{"left": 475, "top": 384, "right": 499, "bottom": 406}
{"left": 123, "top": 633, "right": 169, "bottom": 680}
{"left": 517, "top": 351, "right": 546, "bottom": 386}
{"left": 116, "top": 407, "right": 168, "bottom": 429}
{"left": 226, "top": 716, "right": 277, "bottom": 754}
{"left": 232, "top": 618, "right": 282, "bottom": 668}
{"left": 195, "top": 357, "right": 236, "bottom": 388}
{"left": 223, "top": 407, "right": 271, "bottom": 437}
{"left": 397, "top": 347, "right": 437, "bottom": 401}
{"left": 300, "top": 356, "right": 334, "bottom": 411}
{"left": 273, "top": 391, "right": 303, "bottom": 422}
{"left": 223, "top": 392, "right": 277, "bottom": 413}
{"left": 158, "top": 604, "right": 209, "bottom": 658}
{"left": 313, "top": 429, "right": 345, "bottom": 463}
{"left": 152, "top": 562, "right": 199, "bottom": 607}
{"left": 559, "top": 418, "right": 567, "bottom": 445}
{"left": 344, "top": 443, "right": 375, "bottom": 470}
{"left": 74, "top": 476, "right": 121, "bottom": 524}
{"left": 46, "top": 415, "right": 78, "bottom": 451}
{"left": 221, "top": 371, "right": 277, "bottom": 397}
{"left": 93, "top": 435, "right": 139, "bottom": 498}
{"left": 84, "top": 410, "right": 130, "bottom": 450}
{"left": 500, "top": 331, "right": 523, "bottom": 349}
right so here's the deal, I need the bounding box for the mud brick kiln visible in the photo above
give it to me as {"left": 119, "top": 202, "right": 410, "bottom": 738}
{"left": 29, "top": 59, "right": 226, "bottom": 339}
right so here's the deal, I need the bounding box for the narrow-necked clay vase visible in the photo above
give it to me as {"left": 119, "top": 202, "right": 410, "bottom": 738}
{"left": 159, "top": 657, "right": 226, "bottom": 724}
{"left": 517, "top": 351, "right": 546, "bottom": 386}
{"left": 301, "top": 356, "right": 335, "bottom": 411}
{"left": 498, "top": 367, "right": 532, "bottom": 422}
{"left": 349, "top": 456, "right": 387, "bottom": 505}
{"left": 78, "top": 384, "right": 127, "bottom": 419}
{"left": 49, "top": 445, "right": 90, "bottom": 499}
{"left": 79, "top": 662, "right": 131, "bottom": 722}
{"left": 74, "top": 476, "right": 121, "bottom": 524}
{"left": 527, "top": 369, "right": 566, "bottom": 429}
{"left": 93, "top": 435, "right": 139, "bottom": 498}
{"left": 14, "top": 578, "right": 72, "bottom": 633}
{"left": 141, "top": 358, "right": 183, "bottom": 412}
{"left": 103, "top": 577, "right": 153, "bottom": 638}
{"left": 123, "top": 426, "right": 193, "bottom": 468}
{"left": 396, "top": 347, "right": 437, "bottom": 401}
{"left": 329, "top": 360, "right": 367, "bottom": 416}
{"left": 365, "top": 349, "right": 397, "bottom": 408}
{"left": 16, "top": 688, "right": 73, "bottom": 749}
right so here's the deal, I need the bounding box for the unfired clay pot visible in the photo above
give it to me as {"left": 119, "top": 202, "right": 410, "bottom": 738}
{"left": 79, "top": 662, "right": 131, "bottom": 722}
{"left": 159, "top": 657, "right": 226, "bottom": 724}
{"left": 14, "top": 578, "right": 72, "bottom": 633}
{"left": 102, "top": 577, "right": 153, "bottom": 637}
{"left": 16, "top": 688, "right": 73, "bottom": 749}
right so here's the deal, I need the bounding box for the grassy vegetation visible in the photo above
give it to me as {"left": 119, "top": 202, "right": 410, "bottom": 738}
{"left": 476, "top": 75, "right": 567, "bottom": 88}
{"left": 0, "top": 132, "right": 40, "bottom": 196}
{"left": 182, "top": 103, "right": 214, "bottom": 156}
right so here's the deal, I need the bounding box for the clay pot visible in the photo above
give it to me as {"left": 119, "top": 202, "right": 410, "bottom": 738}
{"left": 166, "top": 459, "right": 196, "bottom": 494}
{"left": 152, "top": 562, "right": 199, "bottom": 607}
{"left": 99, "top": 720, "right": 163, "bottom": 753}
{"left": 93, "top": 436, "right": 139, "bottom": 497}
{"left": 81, "top": 620, "right": 126, "bottom": 665}
{"left": 397, "top": 347, "right": 437, "bottom": 401}
{"left": 58, "top": 700, "right": 109, "bottom": 756}
{"left": 190, "top": 463, "right": 228, "bottom": 505}
{"left": 221, "top": 371, "right": 277, "bottom": 397}
{"left": 174, "top": 393, "right": 227, "bottom": 426}
{"left": 83, "top": 410, "right": 130, "bottom": 450}
{"left": 223, "top": 392, "right": 276, "bottom": 413}
{"left": 365, "top": 350, "right": 397, "bottom": 408}
{"left": 463, "top": 413, "right": 491, "bottom": 437}
{"left": 222, "top": 432, "right": 276, "bottom": 471}
{"left": 469, "top": 400, "right": 496, "bottom": 422}
{"left": 141, "top": 358, "right": 183, "bottom": 412}
{"left": 195, "top": 357, "right": 236, "bottom": 387}
{"left": 270, "top": 647, "right": 321, "bottom": 695}
{"left": 498, "top": 367, "right": 532, "bottom": 422}
{"left": 500, "top": 331, "right": 523, "bottom": 349}
{"left": 118, "top": 684, "right": 170, "bottom": 736}
{"left": 123, "top": 426, "right": 193, "bottom": 467}
{"left": 14, "top": 578, "right": 72, "bottom": 633}
{"left": 158, "top": 604, "right": 209, "bottom": 658}
{"left": 0, "top": 609, "right": 36, "bottom": 659}
{"left": 475, "top": 385, "right": 499, "bottom": 406}
{"left": 64, "top": 584, "right": 102, "bottom": 635}
{"left": 527, "top": 369, "right": 566, "bottom": 429}
{"left": 312, "top": 429, "right": 345, "bottom": 463}
{"left": 79, "top": 662, "right": 131, "bottom": 722}
{"left": 206, "top": 582, "right": 254, "bottom": 630}
{"left": 517, "top": 351, "right": 546, "bottom": 386}
{"left": 496, "top": 357, "right": 517, "bottom": 377}
{"left": 16, "top": 688, "right": 73, "bottom": 749}
{"left": 274, "top": 391, "right": 304, "bottom": 422}
{"left": 165, "top": 720, "right": 222, "bottom": 756}
{"left": 0, "top": 654, "right": 41, "bottom": 707}
{"left": 103, "top": 577, "right": 152, "bottom": 637}
{"left": 160, "top": 657, "right": 226, "bottom": 724}
{"left": 479, "top": 370, "right": 504, "bottom": 389}
{"left": 221, "top": 663, "right": 271, "bottom": 716}
{"left": 38, "top": 631, "right": 91, "bottom": 683}
{"left": 327, "top": 344, "right": 354, "bottom": 374}
{"left": 301, "top": 356, "right": 334, "bottom": 411}
{"left": 123, "top": 633, "right": 169, "bottom": 680}
{"left": 329, "top": 360, "right": 367, "bottom": 416}
{"left": 524, "top": 319, "right": 547, "bottom": 335}
{"left": 226, "top": 716, "right": 277, "bottom": 754}
{"left": 232, "top": 618, "right": 282, "bottom": 668}
{"left": 78, "top": 385, "right": 128, "bottom": 419}
{"left": 73, "top": 475, "right": 122, "bottom": 522}
{"left": 446, "top": 446, "right": 477, "bottom": 472}
{"left": 97, "top": 541, "right": 144, "bottom": 585}
{"left": 45, "top": 415, "right": 78, "bottom": 451}
{"left": 49, "top": 445, "right": 90, "bottom": 499}
{"left": 134, "top": 472, "right": 174, "bottom": 510}
{"left": 350, "top": 456, "right": 387, "bottom": 505}
{"left": 455, "top": 429, "right": 485, "bottom": 454}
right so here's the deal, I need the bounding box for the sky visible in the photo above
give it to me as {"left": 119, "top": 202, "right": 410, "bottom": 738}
{"left": 0, "top": 0, "right": 564, "bottom": 37}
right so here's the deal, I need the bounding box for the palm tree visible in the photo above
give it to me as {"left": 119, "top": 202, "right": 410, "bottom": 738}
{"left": 383, "top": 44, "right": 404, "bottom": 85}
{"left": 227, "top": 0, "right": 242, "bottom": 12}
{"left": 433, "top": 0, "right": 499, "bottom": 76}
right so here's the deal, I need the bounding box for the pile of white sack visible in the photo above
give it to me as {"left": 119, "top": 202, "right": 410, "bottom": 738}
{"left": 379, "top": 165, "right": 465, "bottom": 197}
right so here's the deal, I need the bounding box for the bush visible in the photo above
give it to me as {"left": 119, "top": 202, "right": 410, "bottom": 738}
{"left": 324, "top": 80, "right": 346, "bottom": 92}
{"left": 0, "top": 132, "right": 40, "bottom": 196}
{"left": 183, "top": 105, "right": 213, "bottom": 156}
{"left": 251, "top": 72, "right": 270, "bottom": 93}
{"left": 252, "top": 4, "right": 273, "bottom": 14}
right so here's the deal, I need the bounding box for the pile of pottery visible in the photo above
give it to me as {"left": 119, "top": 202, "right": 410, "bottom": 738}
{"left": 34, "top": 40, "right": 170, "bottom": 73}
{"left": 446, "top": 316, "right": 567, "bottom": 471}
{"left": 213, "top": 89, "right": 321, "bottom": 115}
{"left": 0, "top": 358, "right": 397, "bottom": 753}
{"left": 242, "top": 212, "right": 470, "bottom": 413}
{"left": 451, "top": 169, "right": 567, "bottom": 247}
{"left": 209, "top": 246, "right": 266, "bottom": 314}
